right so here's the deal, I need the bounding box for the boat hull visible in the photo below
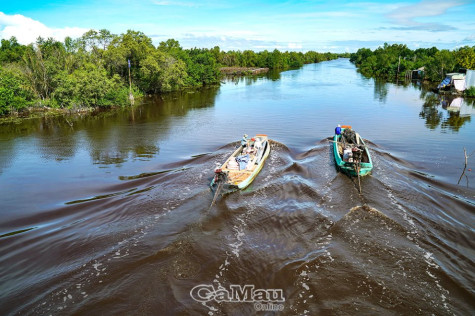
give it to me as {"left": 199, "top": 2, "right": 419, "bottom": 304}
{"left": 210, "top": 135, "right": 271, "bottom": 190}
{"left": 333, "top": 130, "right": 373, "bottom": 177}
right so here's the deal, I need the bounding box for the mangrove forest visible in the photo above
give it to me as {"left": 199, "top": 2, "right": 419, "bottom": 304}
{"left": 0, "top": 29, "right": 339, "bottom": 116}
{"left": 350, "top": 43, "right": 475, "bottom": 82}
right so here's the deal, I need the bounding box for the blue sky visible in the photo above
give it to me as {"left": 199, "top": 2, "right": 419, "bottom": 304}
{"left": 0, "top": 0, "right": 474, "bottom": 52}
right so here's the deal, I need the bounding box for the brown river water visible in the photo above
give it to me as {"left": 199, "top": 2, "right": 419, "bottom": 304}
{"left": 0, "top": 59, "right": 474, "bottom": 315}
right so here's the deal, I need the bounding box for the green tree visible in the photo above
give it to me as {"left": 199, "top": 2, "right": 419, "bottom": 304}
{"left": 426, "top": 50, "right": 457, "bottom": 81}
{"left": 350, "top": 48, "right": 372, "bottom": 66}
{"left": 350, "top": 43, "right": 460, "bottom": 81}
{"left": 242, "top": 50, "right": 258, "bottom": 67}
{"left": 0, "top": 37, "right": 26, "bottom": 64}
{"left": 185, "top": 49, "right": 220, "bottom": 86}
{"left": 269, "top": 49, "right": 284, "bottom": 69}
{"left": 104, "top": 30, "right": 154, "bottom": 78}
{"left": 53, "top": 64, "right": 127, "bottom": 108}
{"left": 455, "top": 46, "right": 475, "bottom": 69}
{"left": 140, "top": 49, "right": 187, "bottom": 92}
{"left": 288, "top": 51, "right": 304, "bottom": 68}
{"left": 78, "top": 29, "right": 115, "bottom": 66}
{"left": 0, "top": 66, "right": 30, "bottom": 114}
{"left": 22, "top": 43, "right": 49, "bottom": 100}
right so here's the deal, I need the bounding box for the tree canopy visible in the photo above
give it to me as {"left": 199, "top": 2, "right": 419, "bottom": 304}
{"left": 0, "top": 29, "right": 338, "bottom": 116}
{"left": 350, "top": 43, "right": 475, "bottom": 81}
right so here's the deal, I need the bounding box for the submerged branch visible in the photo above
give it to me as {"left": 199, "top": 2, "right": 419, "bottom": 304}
{"left": 457, "top": 147, "right": 473, "bottom": 187}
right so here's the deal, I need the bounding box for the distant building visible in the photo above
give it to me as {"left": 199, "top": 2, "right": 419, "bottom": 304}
{"left": 412, "top": 67, "right": 425, "bottom": 79}
{"left": 465, "top": 70, "right": 475, "bottom": 89}
{"left": 437, "top": 73, "right": 466, "bottom": 91}
{"left": 405, "top": 66, "right": 424, "bottom": 80}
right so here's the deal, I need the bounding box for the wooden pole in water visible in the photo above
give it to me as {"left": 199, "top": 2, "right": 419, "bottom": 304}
{"left": 128, "top": 59, "right": 134, "bottom": 106}
{"left": 397, "top": 56, "right": 401, "bottom": 79}
{"left": 210, "top": 182, "right": 223, "bottom": 208}
{"left": 356, "top": 162, "right": 361, "bottom": 193}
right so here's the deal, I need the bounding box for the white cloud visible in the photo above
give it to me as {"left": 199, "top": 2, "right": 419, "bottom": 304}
{"left": 152, "top": 1, "right": 199, "bottom": 7}
{"left": 279, "top": 11, "right": 360, "bottom": 19}
{"left": 288, "top": 42, "right": 302, "bottom": 49}
{"left": 169, "top": 32, "right": 284, "bottom": 51}
{"left": 0, "top": 12, "right": 88, "bottom": 45}
{"left": 386, "top": 0, "right": 466, "bottom": 29}
{"left": 463, "top": 33, "right": 475, "bottom": 41}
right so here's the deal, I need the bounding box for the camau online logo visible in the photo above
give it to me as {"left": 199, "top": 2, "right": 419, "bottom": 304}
{"left": 190, "top": 284, "right": 285, "bottom": 311}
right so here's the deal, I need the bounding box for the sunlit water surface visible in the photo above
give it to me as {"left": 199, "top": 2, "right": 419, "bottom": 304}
{"left": 0, "top": 59, "right": 474, "bottom": 315}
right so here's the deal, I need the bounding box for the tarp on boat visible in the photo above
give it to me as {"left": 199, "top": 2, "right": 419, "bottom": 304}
{"left": 437, "top": 77, "right": 451, "bottom": 89}
{"left": 236, "top": 154, "right": 250, "bottom": 170}
{"left": 453, "top": 79, "right": 466, "bottom": 91}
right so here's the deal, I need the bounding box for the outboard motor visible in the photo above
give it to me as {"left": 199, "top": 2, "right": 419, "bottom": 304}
{"left": 214, "top": 168, "right": 227, "bottom": 184}
{"left": 352, "top": 147, "right": 362, "bottom": 163}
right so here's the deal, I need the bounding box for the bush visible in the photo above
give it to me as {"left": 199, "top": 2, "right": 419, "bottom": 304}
{"left": 102, "top": 85, "right": 143, "bottom": 107}
{"left": 465, "top": 86, "right": 475, "bottom": 97}
{"left": 53, "top": 66, "right": 132, "bottom": 108}
{"left": 0, "top": 67, "right": 31, "bottom": 115}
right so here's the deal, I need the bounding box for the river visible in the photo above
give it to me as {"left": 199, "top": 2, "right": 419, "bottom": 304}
{"left": 0, "top": 58, "right": 474, "bottom": 315}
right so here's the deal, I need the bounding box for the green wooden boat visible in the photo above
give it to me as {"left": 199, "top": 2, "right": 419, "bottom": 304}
{"left": 211, "top": 134, "right": 271, "bottom": 192}
{"left": 333, "top": 127, "right": 373, "bottom": 177}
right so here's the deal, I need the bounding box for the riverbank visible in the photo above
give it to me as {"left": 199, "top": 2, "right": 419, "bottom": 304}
{"left": 0, "top": 68, "right": 270, "bottom": 122}
{"left": 350, "top": 44, "right": 474, "bottom": 83}
{"left": 0, "top": 86, "right": 222, "bottom": 124}
{"left": 220, "top": 67, "right": 269, "bottom": 75}
{"left": 0, "top": 106, "right": 112, "bottom": 124}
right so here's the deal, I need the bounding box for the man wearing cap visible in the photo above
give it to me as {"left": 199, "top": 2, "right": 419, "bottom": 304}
{"left": 241, "top": 134, "right": 249, "bottom": 147}
{"left": 335, "top": 124, "right": 342, "bottom": 135}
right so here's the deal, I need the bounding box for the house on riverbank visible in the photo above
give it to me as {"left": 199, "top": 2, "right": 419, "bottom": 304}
{"left": 437, "top": 70, "right": 475, "bottom": 93}
{"left": 405, "top": 66, "right": 425, "bottom": 80}
{"left": 438, "top": 73, "right": 466, "bottom": 91}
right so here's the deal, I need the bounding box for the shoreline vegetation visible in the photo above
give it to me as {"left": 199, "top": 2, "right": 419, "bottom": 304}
{"left": 220, "top": 67, "right": 270, "bottom": 75}
{"left": 0, "top": 28, "right": 341, "bottom": 120}
{"left": 349, "top": 43, "right": 475, "bottom": 97}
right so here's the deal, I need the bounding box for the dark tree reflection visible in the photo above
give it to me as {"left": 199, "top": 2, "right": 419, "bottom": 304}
{"left": 374, "top": 79, "right": 389, "bottom": 103}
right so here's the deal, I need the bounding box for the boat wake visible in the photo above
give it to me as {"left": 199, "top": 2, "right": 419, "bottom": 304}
{"left": 1, "top": 139, "right": 473, "bottom": 315}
